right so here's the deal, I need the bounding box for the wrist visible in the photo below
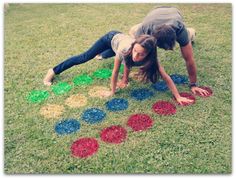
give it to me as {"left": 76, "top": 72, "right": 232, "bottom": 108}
{"left": 189, "top": 82, "right": 198, "bottom": 88}
{"left": 174, "top": 94, "right": 181, "bottom": 100}
{"left": 122, "top": 77, "right": 129, "bottom": 83}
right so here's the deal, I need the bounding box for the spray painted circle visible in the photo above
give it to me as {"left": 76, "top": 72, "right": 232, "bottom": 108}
{"left": 51, "top": 82, "right": 72, "bottom": 95}
{"left": 194, "top": 86, "right": 213, "bottom": 97}
{"left": 152, "top": 101, "right": 176, "bottom": 115}
{"left": 88, "top": 86, "right": 111, "bottom": 99}
{"left": 170, "top": 74, "right": 188, "bottom": 85}
{"left": 71, "top": 138, "right": 99, "bottom": 158}
{"left": 93, "top": 68, "right": 112, "bottom": 79}
{"left": 129, "top": 71, "right": 146, "bottom": 82}
{"left": 27, "top": 90, "right": 49, "bottom": 103}
{"left": 65, "top": 94, "right": 87, "bottom": 108}
{"left": 152, "top": 81, "right": 168, "bottom": 92}
{"left": 130, "top": 88, "right": 154, "bottom": 101}
{"left": 100, "top": 125, "right": 127, "bottom": 144}
{"left": 81, "top": 108, "right": 106, "bottom": 124}
{"left": 73, "top": 74, "right": 93, "bottom": 86}
{"left": 127, "top": 114, "right": 153, "bottom": 131}
{"left": 106, "top": 98, "right": 128, "bottom": 111}
{"left": 173, "top": 92, "right": 196, "bottom": 106}
{"left": 40, "top": 104, "right": 65, "bottom": 119}
{"left": 55, "top": 119, "right": 81, "bottom": 135}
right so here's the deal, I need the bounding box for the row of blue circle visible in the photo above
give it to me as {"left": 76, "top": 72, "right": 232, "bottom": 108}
{"left": 54, "top": 74, "right": 188, "bottom": 135}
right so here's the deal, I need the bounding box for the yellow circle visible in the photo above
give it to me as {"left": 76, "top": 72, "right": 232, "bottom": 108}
{"left": 88, "top": 86, "right": 111, "bottom": 99}
{"left": 65, "top": 94, "right": 88, "bottom": 108}
{"left": 40, "top": 104, "right": 65, "bottom": 119}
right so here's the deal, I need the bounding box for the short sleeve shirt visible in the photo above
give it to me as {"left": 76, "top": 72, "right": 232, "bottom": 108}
{"left": 111, "top": 33, "right": 135, "bottom": 62}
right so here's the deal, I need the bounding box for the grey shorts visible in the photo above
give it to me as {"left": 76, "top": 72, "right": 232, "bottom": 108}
{"left": 176, "top": 26, "right": 190, "bottom": 47}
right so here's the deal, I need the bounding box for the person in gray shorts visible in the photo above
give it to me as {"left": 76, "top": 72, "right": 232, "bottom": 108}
{"left": 129, "top": 6, "right": 208, "bottom": 96}
{"left": 99, "top": 6, "right": 208, "bottom": 96}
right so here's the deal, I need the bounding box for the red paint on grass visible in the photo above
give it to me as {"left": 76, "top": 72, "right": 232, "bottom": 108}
{"left": 152, "top": 101, "right": 176, "bottom": 115}
{"left": 195, "top": 86, "right": 213, "bottom": 97}
{"left": 71, "top": 138, "right": 99, "bottom": 158}
{"left": 100, "top": 125, "right": 127, "bottom": 144}
{"left": 173, "top": 92, "right": 196, "bottom": 106}
{"left": 127, "top": 114, "right": 153, "bottom": 131}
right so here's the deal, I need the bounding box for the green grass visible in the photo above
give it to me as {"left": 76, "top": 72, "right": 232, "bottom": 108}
{"left": 4, "top": 3, "right": 232, "bottom": 174}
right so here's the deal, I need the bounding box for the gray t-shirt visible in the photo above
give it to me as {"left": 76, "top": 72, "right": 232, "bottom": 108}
{"left": 135, "top": 7, "right": 189, "bottom": 46}
{"left": 111, "top": 33, "right": 135, "bottom": 62}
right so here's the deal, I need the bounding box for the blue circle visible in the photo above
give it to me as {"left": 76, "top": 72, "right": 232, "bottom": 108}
{"left": 170, "top": 74, "right": 188, "bottom": 84}
{"left": 152, "top": 81, "right": 169, "bottom": 92}
{"left": 55, "top": 119, "right": 80, "bottom": 135}
{"left": 81, "top": 108, "right": 106, "bottom": 124}
{"left": 106, "top": 98, "right": 128, "bottom": 111}
{"left": 130, "top": 88, "right": 154, "bottom": 101}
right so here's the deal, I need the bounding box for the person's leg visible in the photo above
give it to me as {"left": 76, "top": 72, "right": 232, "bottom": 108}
{"left": 129, "top": 23, "right": 142, "bottom": 38}
{"left": 53, "top": 31, "right": 119, "bottom": 74}
{"left": 187, "top": 27, "right": 196, "bottom": 43}
{"left": 44, "top": 31, "right": 119, "bottom": 85}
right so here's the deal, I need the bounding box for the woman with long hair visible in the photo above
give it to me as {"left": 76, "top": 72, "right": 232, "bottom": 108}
{"left": 43, "top": 31, "right": 192, "bottom": 104}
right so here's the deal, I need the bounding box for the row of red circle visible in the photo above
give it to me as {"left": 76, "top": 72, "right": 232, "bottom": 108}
{"left": 70, "top": 87, "right": 213, "bottom": 158}
{"left": 71, "top": 114, "right": 154, "bottom": 158}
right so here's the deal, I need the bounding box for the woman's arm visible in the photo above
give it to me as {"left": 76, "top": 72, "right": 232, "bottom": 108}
{"left": 158, "top": 62, "right": 193, "bottom": 105}
{"left": 159, "top": 65, "right": 181, "bottom": 99}
{"left": 110, "top": 55, "right": 122, "bottom": 95}
{"left": 117, "top": 63, "right": 130, "bottom": 89}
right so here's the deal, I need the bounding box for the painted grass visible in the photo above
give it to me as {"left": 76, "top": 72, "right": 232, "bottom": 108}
{"left": 4, "top": 4, "right": 231, "bottom": 174}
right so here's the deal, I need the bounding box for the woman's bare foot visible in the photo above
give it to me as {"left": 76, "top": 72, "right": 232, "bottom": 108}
{"left": 43, "top": 68, "right": 55, "bottom": 86}
{"left": 95, "top": 54, "right": 103, "bottom": 60}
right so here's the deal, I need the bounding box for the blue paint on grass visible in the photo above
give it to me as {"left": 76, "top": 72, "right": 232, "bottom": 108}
{"left": 170, "top": 74, "right": 188, "bottom": 84}
{"left": 152, "top": 81, "right": 169, "bottom": 92}
{"left": 106, "top": 98, "right": 128, "bottom": 111}
{"left": 81, "top": 108, "right": 106, "bottom": 124}
{"left": 130, "top": 88, "right": 154, "bottom": 101}
{"left": 55, "top": 119, "right": 80, "bottom": 135}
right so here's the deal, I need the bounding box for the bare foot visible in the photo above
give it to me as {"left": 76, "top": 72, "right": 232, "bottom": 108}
{"left": 95, "top": 55, "right": 103, "bottom": 60}
{"left": 43, "top": 68, "right": 55, "bottom": 86}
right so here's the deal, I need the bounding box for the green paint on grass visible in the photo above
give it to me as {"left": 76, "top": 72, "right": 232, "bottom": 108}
{"left": 27, "top": 90, "right": 49, "bottom": 103}
{"left": 51, "top": 82, "right": 72, "bottom": 95}
{"left": 73, "top": 74, "right": 93, "bottom": 86}
{"left": 112, "top": 64, "right": 124, "bottom": 73}
{"left": 120, "top": 64, "right": 124, "bottom": 73}
{"left": 93, "top": 68, "right": 112, "bottom": 79}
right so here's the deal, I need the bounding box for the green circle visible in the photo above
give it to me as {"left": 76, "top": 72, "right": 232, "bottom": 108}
{"left": 73, "top": 74, "right": 93, "bottom": 86}
{"left": 27, "top": 90, "right": 49, "bottom": 103}
{"left": 119, "top": 64, "right": 124, "bottom": 73}
{"left": 51, "top": 82, "right": 72, "bottom": 95}
{"left": 93, "top": 68, "right": 112, "bottom": 79}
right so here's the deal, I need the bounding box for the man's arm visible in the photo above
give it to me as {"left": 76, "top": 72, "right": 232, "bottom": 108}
{"left": 180, "top": 42, "right": 197, "bottom": 83}
{"left": 181, "top": 42, "right": 209, "bottom": 96}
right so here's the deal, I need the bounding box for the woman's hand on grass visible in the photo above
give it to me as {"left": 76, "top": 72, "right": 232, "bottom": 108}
{"left": 117, "top": 80, "right": 129, "bottom": 89}
{"left": 176, "top": 96, "right": 194, "bottom": 106}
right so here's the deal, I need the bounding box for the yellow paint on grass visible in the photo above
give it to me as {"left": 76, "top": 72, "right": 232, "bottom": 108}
{"left": 40, "top": 104, "right": 65, "bottom": 119}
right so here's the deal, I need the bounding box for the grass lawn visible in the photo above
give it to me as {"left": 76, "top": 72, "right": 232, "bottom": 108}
{"left": 4, "top": 3, "right": 232, "bottom": 174}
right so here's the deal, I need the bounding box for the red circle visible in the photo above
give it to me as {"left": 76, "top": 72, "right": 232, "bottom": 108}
{"left": 195, "top": 86, "right": 213, "bottom": 97}
{"left": 152, "top": 101, "right": 176, "bottom": 115}
{"left": 100, "top": 125, "right": 127, "bottom": 144}
{"left": 173, "top": 92, "right": 196, "bottom": 106}
{"left": 127, "top": 114, "right": 153, "bottom": 131}
{"left": 71, "top": 138, "right": 99, "bottom": 158}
